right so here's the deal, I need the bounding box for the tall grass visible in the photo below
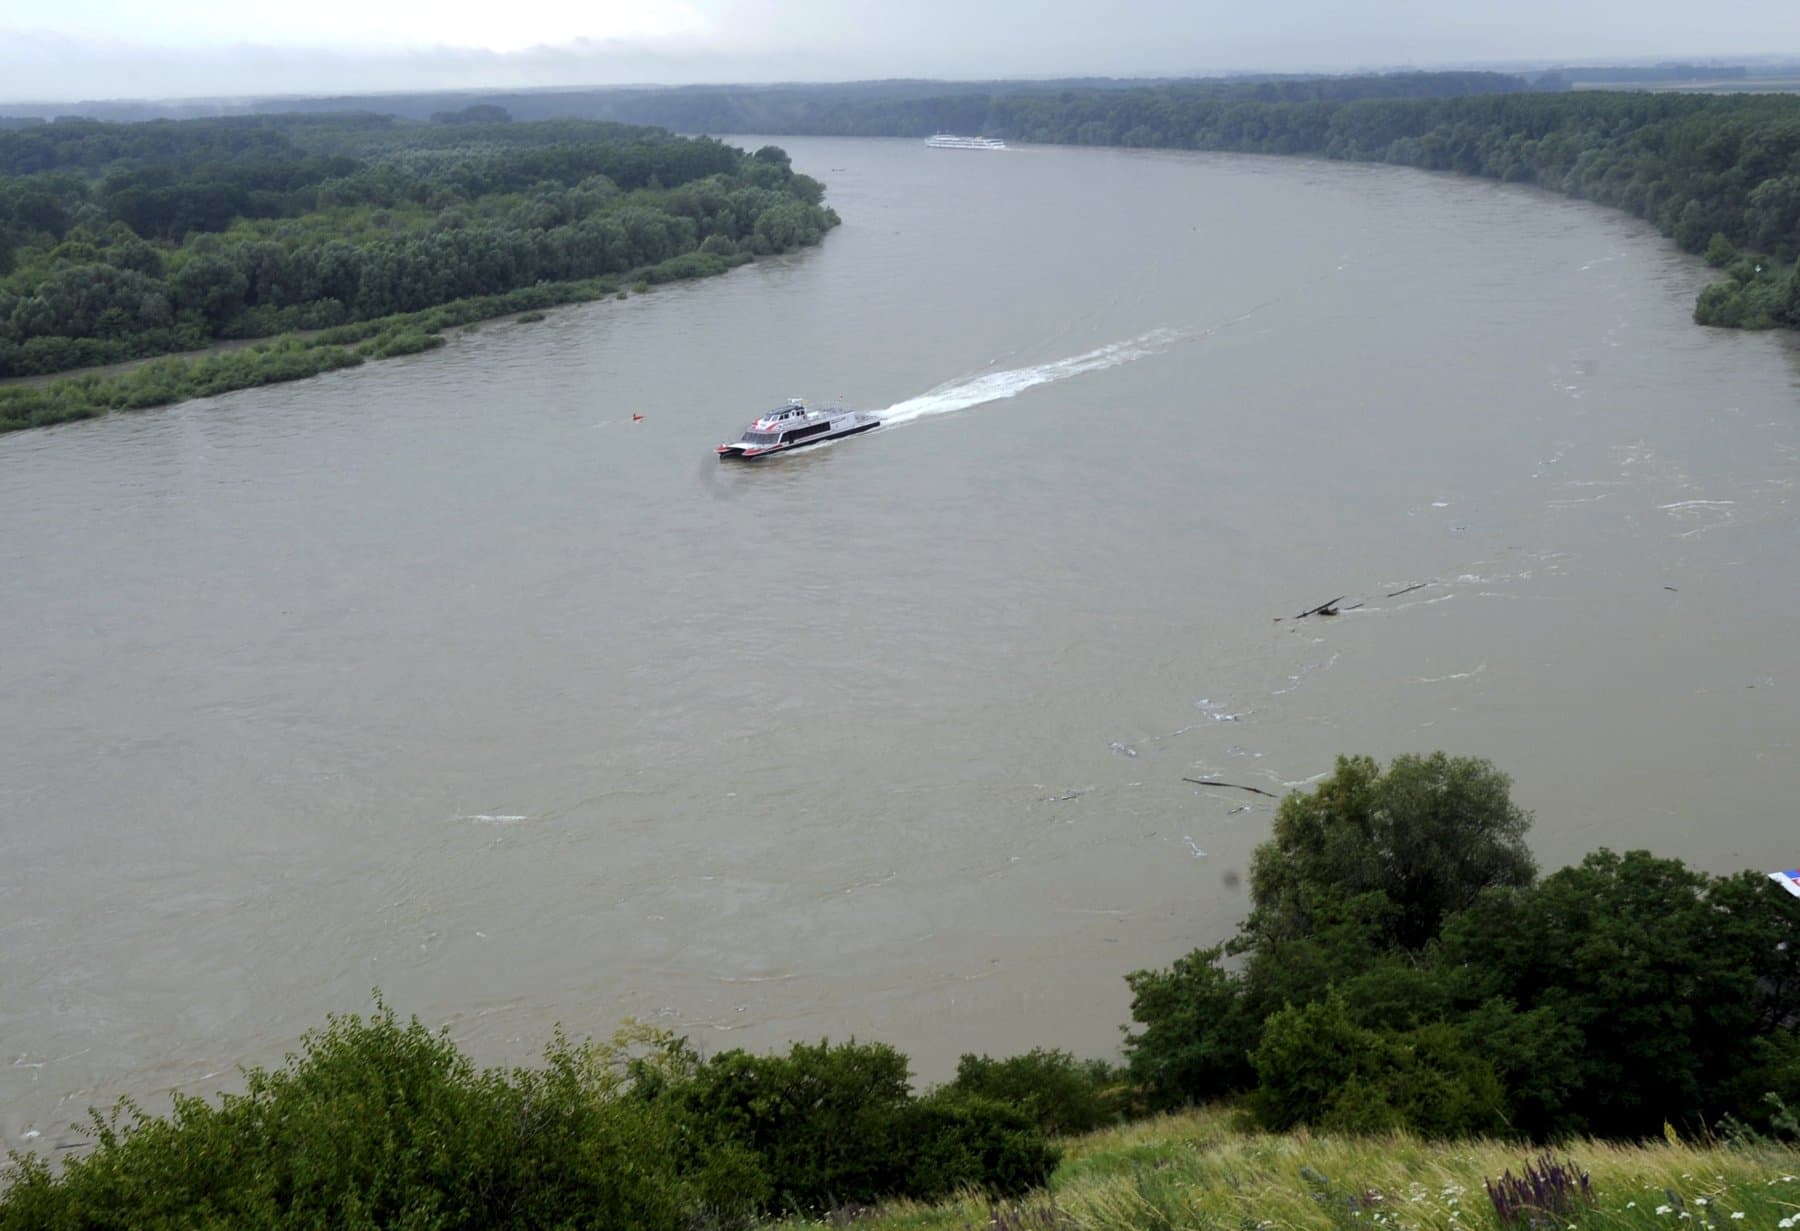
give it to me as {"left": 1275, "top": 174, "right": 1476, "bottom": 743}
{"left": 779, "top": 1108, "right": 1800, "bottom": 1231}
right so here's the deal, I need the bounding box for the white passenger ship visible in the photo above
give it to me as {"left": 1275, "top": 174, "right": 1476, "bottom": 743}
{"left": 715, "top": 399, "right": 881, "bottom": 460}
{"left": 925, "top": 134, "right": 1008, "bottom": 150}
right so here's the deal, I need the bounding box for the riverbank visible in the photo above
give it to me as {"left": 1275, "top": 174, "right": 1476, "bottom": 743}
{"left": 0, "top": 252, "right": 739, "bottom": 434}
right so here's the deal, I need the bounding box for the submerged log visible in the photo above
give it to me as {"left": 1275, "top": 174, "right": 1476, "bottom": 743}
{"left": 1294, "top": 595, "right": 1346, "bottom": 619}
{"left": 1182, "top": 777, "right": 1279, "bottom": 798}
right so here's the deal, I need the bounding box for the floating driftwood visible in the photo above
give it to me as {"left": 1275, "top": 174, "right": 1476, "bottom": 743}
{"left": 1294, "top": 595, "right": 1346, "bottom": 619}
{"left": 1182, "top": 777, "right": 1279, "bottom": 798}
{"left": 1387, "top": 582, "right": 1430, "bottom": 599}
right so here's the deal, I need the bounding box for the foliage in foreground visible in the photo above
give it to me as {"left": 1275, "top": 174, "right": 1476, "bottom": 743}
{"left": 0, "top": 1009, "right": 1058, "bottom": 1229}
{"left": 8, "top": 749, "right": 1800, "bottom": 1222}
{"left": 1123, "top": 753, "right": 1800, "bottom": 1140}
{"left": 774, "top": 1107, "right": 1800, "bottom": 1231}
{"left": 0, "top": 1007, "right": 694, "bottom": 1231}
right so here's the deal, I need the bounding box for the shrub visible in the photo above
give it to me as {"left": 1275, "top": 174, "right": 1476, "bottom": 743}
{"left": 905, "top": 1092, "right": 1060, "bottom": 1200}
{"left": 1122, "top": 944, "right": 1258, "bottom": 1109}
{"left": 0, "top": 1004, "right": 695, "bottom": 1230}
{"left": 946, "top": 1048, "right": 1120, "bottom": 1136}
{"left": 1252, "top": 996, "right": 1506, "bottom": 1138}
{"left": 360, "top": 327, "right": 445, "bottom": 359}
{"left": 667, "top": 1040, "right": 915, "bottom": 1213}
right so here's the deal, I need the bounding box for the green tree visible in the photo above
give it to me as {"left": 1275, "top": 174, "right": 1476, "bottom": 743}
{"left": 1242, "top": 752, "right": 1535, "bottom": 952}
{"left": 1121, "top": 945, "right": 1258, "bottom": 1108}
{"left": 1440, "top": 850, "right": 1800, "bottom": 1137}
{"left": 1251, "top": 995, "right": 1507, "bottom": 1137}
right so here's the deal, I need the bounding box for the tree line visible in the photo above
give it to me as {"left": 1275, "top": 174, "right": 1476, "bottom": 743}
{"left": 272, "top": 74, "right": 1796, "bottom": 332}
{"left": 0, "top": 115, "right": 838, "bottom": 393}
{"left": 4, "top": 751, "right": 1796, "bottom": 1227}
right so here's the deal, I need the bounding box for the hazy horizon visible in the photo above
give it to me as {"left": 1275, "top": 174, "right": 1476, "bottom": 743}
{"left": 4, "top": 0, "right": 1799, "bottom": 107}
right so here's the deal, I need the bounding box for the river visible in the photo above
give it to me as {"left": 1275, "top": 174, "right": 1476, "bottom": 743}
{"left": 3, "top": 136, "right": 1797, "bottom": 1153}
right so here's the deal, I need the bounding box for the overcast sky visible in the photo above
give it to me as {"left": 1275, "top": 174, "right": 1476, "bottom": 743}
{"left": 3, "top": 0, "right": 1797, "bottom": 104}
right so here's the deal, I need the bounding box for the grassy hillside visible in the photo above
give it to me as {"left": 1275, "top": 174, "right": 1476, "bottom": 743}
{"left": 786, "top": 1107, "right": 1800, "bottom": 1231}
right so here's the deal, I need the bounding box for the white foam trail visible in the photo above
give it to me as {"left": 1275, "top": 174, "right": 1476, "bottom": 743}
{"left": 1418, "top": 664, "right": 1487, "bottom": 684}
{"left": 461, "top": 814, "right": 529, "bottom": 824}
{"left": 879, "top": 327, "right": 1186, "bottom": 427}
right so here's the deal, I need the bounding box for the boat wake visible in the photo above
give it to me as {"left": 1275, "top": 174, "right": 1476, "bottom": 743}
{"left": 878, "top": 327, "right": 1186, "bottom": 427}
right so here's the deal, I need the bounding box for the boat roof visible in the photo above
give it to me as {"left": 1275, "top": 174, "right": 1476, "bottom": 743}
{"left": 750, "top": 400, "right": 818, "bottom": 429}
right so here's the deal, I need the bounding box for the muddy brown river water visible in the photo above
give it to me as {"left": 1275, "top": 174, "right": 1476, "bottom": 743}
{"left": 3, "top": 136, "right": 1797, "bottom": 1153}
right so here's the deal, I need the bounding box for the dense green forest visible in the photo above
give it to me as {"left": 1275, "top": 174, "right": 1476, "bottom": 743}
{"left": 4, "top": 752, "right": 1796, "bottom": 1227}
{"left": 5, "top": 74, "right": 1799, "bottom": 435}
{"left": 113, "top": 71, "right": 1798, "bottom": 332}
{"left": 0, "top": 115, "right": 839, "bottom": 431}
{"left": 218, "top": 73, "right": 1800, "bottom": 331}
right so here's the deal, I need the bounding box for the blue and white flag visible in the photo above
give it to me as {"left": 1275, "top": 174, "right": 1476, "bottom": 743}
{"left": 1770, "top": 870, "right": 1800, "bottom": 899}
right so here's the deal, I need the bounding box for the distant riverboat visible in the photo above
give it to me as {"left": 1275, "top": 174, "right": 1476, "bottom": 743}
{"left": 925, "top": 134, "right": 1008, "bottom": 150}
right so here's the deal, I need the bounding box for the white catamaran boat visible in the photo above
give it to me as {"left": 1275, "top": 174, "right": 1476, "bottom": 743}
{"left": 925, "top": 133, "right": 1008, "bottom": 150}
{"left": 715, "top": 399, "right": 881, "bottom": 460}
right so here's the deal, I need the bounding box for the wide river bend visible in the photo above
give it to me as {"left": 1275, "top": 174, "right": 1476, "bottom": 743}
{"left": 3, "top": 137, "right": 1798, "bottom": 1152}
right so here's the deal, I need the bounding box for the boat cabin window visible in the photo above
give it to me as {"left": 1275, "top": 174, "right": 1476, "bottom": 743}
{"left": 741, "top": 431, "right": 778, "bottom": 444}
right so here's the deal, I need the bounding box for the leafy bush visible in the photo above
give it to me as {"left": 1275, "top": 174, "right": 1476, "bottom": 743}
{"left": 662, "top": 1039, "right": 915, "bottom": 1214}
{"left": 1251, "top": 997, "right": 1506, "bottom": 1137}
{"left": 1122, "top": 944, "right": 1258, "bottom": 1110}
{"left": 905, "top": 1092, "right": 1060, "bottom": 1199}
{"left": 360, "top": 326, "right": 445, "bottom": 359}
{"left": 945, "top": 1048, "right": 1119, "bottom": 1136}
{"left": 0, "top": 1005, "right": 696, "bottom": 1230}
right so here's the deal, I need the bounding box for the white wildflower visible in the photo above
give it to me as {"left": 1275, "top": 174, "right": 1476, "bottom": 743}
{"left": 1696, "top": 1198, "right": 1709, "bottom": 1207}
{"left": 1657, "top": 1207, "right": 1674, "bottom": 1216}
{"left": 1730, "top": 1213, "right": 1745, "bottom": 1220}
{"left": 1627, "top": 1202, "right": 1637, "bottom": 1209}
